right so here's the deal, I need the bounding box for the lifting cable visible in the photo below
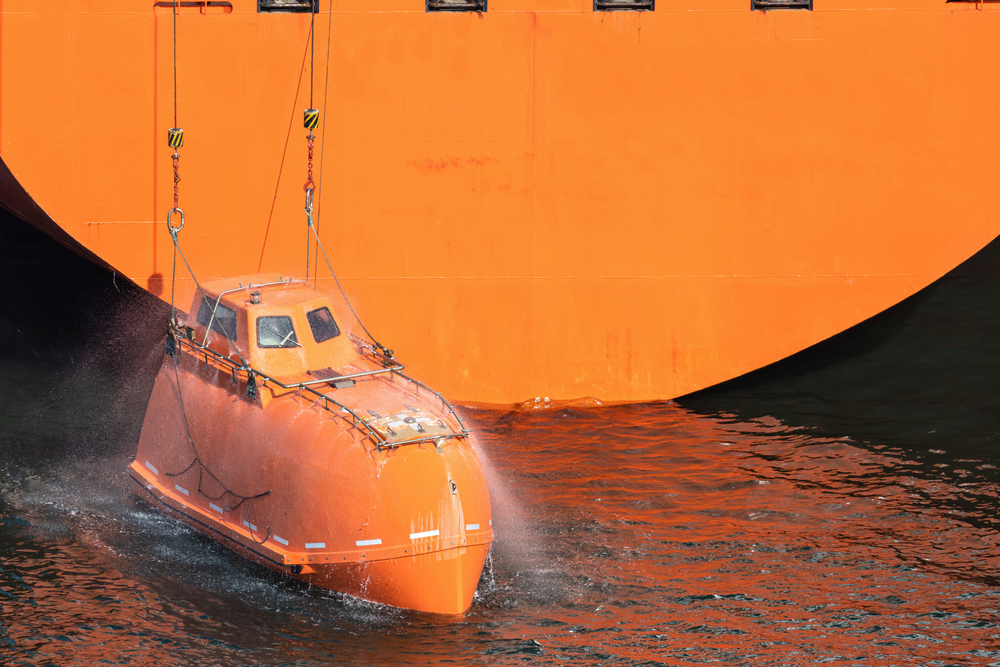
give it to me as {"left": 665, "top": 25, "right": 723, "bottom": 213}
{"left": 301, "top": 1, "right": 395, "bottom": 360}
{"left": 162, "top": 0, "right": 271, "bottom": 545}
{"left": 313, "top": 0, "right": 335, "bottom": 290}
{"left": 303, "top": 0, "right": 318, "bottom": 284}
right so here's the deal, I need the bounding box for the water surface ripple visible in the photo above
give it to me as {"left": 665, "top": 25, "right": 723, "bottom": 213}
{"left": 2, "top": 378, "right": 999, "bottom": 666}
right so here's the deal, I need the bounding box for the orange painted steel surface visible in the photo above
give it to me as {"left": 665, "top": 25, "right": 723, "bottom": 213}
{"left": 2, "top": 1, "right": 999, "bottom": 403}
{"left": 130, "top": 276, "right": 493, "bottom": 613}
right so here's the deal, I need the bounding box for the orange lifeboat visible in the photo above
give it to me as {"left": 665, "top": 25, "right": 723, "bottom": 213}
{"left": 129, "top": 274, "right": 493, "bottom": 614}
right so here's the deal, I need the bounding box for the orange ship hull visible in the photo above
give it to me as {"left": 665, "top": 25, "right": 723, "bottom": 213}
{"left": 2, "top": 1, "right": 999, "bottom": 403}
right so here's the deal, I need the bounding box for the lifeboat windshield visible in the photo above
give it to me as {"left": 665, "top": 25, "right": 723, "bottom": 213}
{"left": 184, "top": 275, "right": 362, "bottom": 378}
{"left": 256, "top": 315, "right": 300, "bottom": 348}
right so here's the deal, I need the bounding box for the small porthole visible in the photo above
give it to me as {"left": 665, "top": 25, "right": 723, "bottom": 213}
{"left": 594, "top": 0, "right": 653, "bottom": 10}
{"left": 427, "top": 0, "right": 486, "bottom": 12}
{"left": 258, "top": 0, "right": 318, "bottom": 12}
{"left": 752, "top": 0, "right": 812, "bottom": 10}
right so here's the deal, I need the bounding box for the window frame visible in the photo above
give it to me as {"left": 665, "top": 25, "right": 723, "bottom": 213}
{"left": 751, "top": 0, "right": 812, "bottom": 10}
{"left": 255, "top": 315, "right": 301, "bottom": 349}
{"left": 306, "top": 306, "right": 342, "bottom": 344}
{"left": 197, "top": 297, "right": 238, "bottom": 340}
{"left": 257, "top": 0, "right": 318, "bottom": 13}
{"left": 594, "top": 0, "right": 654, "bottom": 11}
{"left": 426, "top": 0, "right": 486, "bottom": 13}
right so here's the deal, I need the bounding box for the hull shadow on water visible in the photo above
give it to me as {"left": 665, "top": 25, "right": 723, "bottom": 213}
{"left": 680, "top": 234, "right": 1000, "bottom": 539}
{"left": 2, "top": 210, "right": 1000, "bottom": 664}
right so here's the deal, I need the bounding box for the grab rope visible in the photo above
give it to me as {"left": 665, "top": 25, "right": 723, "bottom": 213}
{"left": 164, "top": 353, "right": 273, "bottom": 545}
{"left": 165, "top": 198, "right": 268, "bottom": 542}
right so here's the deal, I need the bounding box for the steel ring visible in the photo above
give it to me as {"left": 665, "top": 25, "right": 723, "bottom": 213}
{"left": 167, "top": 207, "right": 185, "bottom": 233}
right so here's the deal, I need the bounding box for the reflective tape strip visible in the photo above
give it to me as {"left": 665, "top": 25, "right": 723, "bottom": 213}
{"left": 144, "top": 461, "right": 158, "bottom": 475}
{"left": 175, "top": 485, "right": 189, "bottom": 496}
{"left": 305, "top": 542, "right": 326, "bottom": 549}
{"left": 489, "top": 519, "right": 492, "bottom": 526}
{"left": 465, "top": 523, "right": 480, "bottom": 530}
{"left": 209, "top": 503, "right": 223, "bottom": 513}
{"left": 243, "top": 521, "right": 258, "bottom": 532}
{"left": 409, "top": 529, "right": 439, "bottom": 540}
{"left": 273, "top": 535, "right": 289, "bottom": 546}
{"left": 356, "top": 539, "right": 382, "bottom": 547}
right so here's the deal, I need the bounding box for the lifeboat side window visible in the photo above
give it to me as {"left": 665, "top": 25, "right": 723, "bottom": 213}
{"left": 257, "top": 316, "right": 300, "bottom": 348}
{"left": 197, "top": 298, "right": 238, "bottom": 340}
{"left": 306, "top": 307, "right": 341, "bottom": 343}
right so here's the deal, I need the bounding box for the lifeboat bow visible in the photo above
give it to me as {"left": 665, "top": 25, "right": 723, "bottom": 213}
{"left": 130, "top": 274, "right": 493, "bottom": 614}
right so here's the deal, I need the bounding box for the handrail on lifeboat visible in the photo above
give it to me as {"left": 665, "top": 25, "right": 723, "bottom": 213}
{"left": 172, "top": 325, "right": 468, "bottom": 451}
{"left": 349, "top": 334, "right": 469, "bottom": 439}
{"left": 390, "top": 370, "right": 470, "bottom": 438}
{"left": 202, "top": 278, "right": 300, "bottom": 349}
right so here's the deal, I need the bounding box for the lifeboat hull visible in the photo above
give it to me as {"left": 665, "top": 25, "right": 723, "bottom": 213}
{"left": 130, "top": 348, "right": 493, "bottom": 614}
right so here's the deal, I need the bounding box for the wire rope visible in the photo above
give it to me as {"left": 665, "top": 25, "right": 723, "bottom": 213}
{"left": 173, "top": 0, "right": 178, "bottom": 129}
{"left": 313, "top": 0, "right": 334, "bottom": 288}
{"left": 161, "top": 1, "right": 271, "bottom": 546}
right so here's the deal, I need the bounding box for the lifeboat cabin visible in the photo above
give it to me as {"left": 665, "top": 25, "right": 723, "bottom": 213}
{"left": 129, "top": 274, "right": 493, "bottom": 614}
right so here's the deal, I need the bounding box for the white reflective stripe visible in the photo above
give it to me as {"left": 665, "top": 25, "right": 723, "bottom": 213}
{"left": 144, "top": 461, "right": 158, "bottom": 475}
{"left": 489, "top": 519, "right": 492, "bottom": 526}
{"left": 273, "top": 535, "right": 289, "bottom": 546}
{"left": 388, "top": 421, "right": 406, "bottom": 428}
{"left": 465, "top": 523, "right": 480, "bottom": 530}
{"left": 209, "top": 503, "right": 223, "bottom": 513}
{"left": 356, "top": 539, "right": 382, "bottom": 547}
{"left": 175, "top": 485, "right": 189, "bottom": 496}
{"left": 409, "top": 529, "right": 439, "bottom": 540}
{"left": 305, "top": 542, "right": 326, "bottom": 549}
{"left": 242, "top": 521, "right": 258, "bottom": 531}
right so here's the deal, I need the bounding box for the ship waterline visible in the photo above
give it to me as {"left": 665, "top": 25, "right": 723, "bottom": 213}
{"left": 1, "top": 0, "right": 997, "bottom": 403}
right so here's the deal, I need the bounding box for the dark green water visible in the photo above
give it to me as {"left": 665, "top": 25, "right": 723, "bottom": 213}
{"left": 2, "top": 211, "right": 999, "bottom": 665}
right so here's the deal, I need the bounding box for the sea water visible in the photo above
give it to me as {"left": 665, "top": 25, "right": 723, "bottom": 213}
{"left": 2, "top": 213, "right": 1000, "bottom": 665}
{"left": 1, "top": 363, "right": 999, "bottom": 665}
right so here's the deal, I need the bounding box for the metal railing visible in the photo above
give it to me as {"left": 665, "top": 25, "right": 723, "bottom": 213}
{"left": 391, "top": 370, "right": 470, "bottom": 439}
{"left": 173, "top": 326, "right": 467, "bottom": 451}
{"left": 201, "top": 278, "right": 298, "bottom": 349}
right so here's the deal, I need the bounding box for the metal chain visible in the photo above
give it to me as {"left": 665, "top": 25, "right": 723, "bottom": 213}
{"left": 305, "top": 131, "right": 315, "bottom": 195}
{"left": 173, "top": 150, "right": 181, "bottom": 210}
{"left": 304, "top": 130, "right": 315, "bottom": 280}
